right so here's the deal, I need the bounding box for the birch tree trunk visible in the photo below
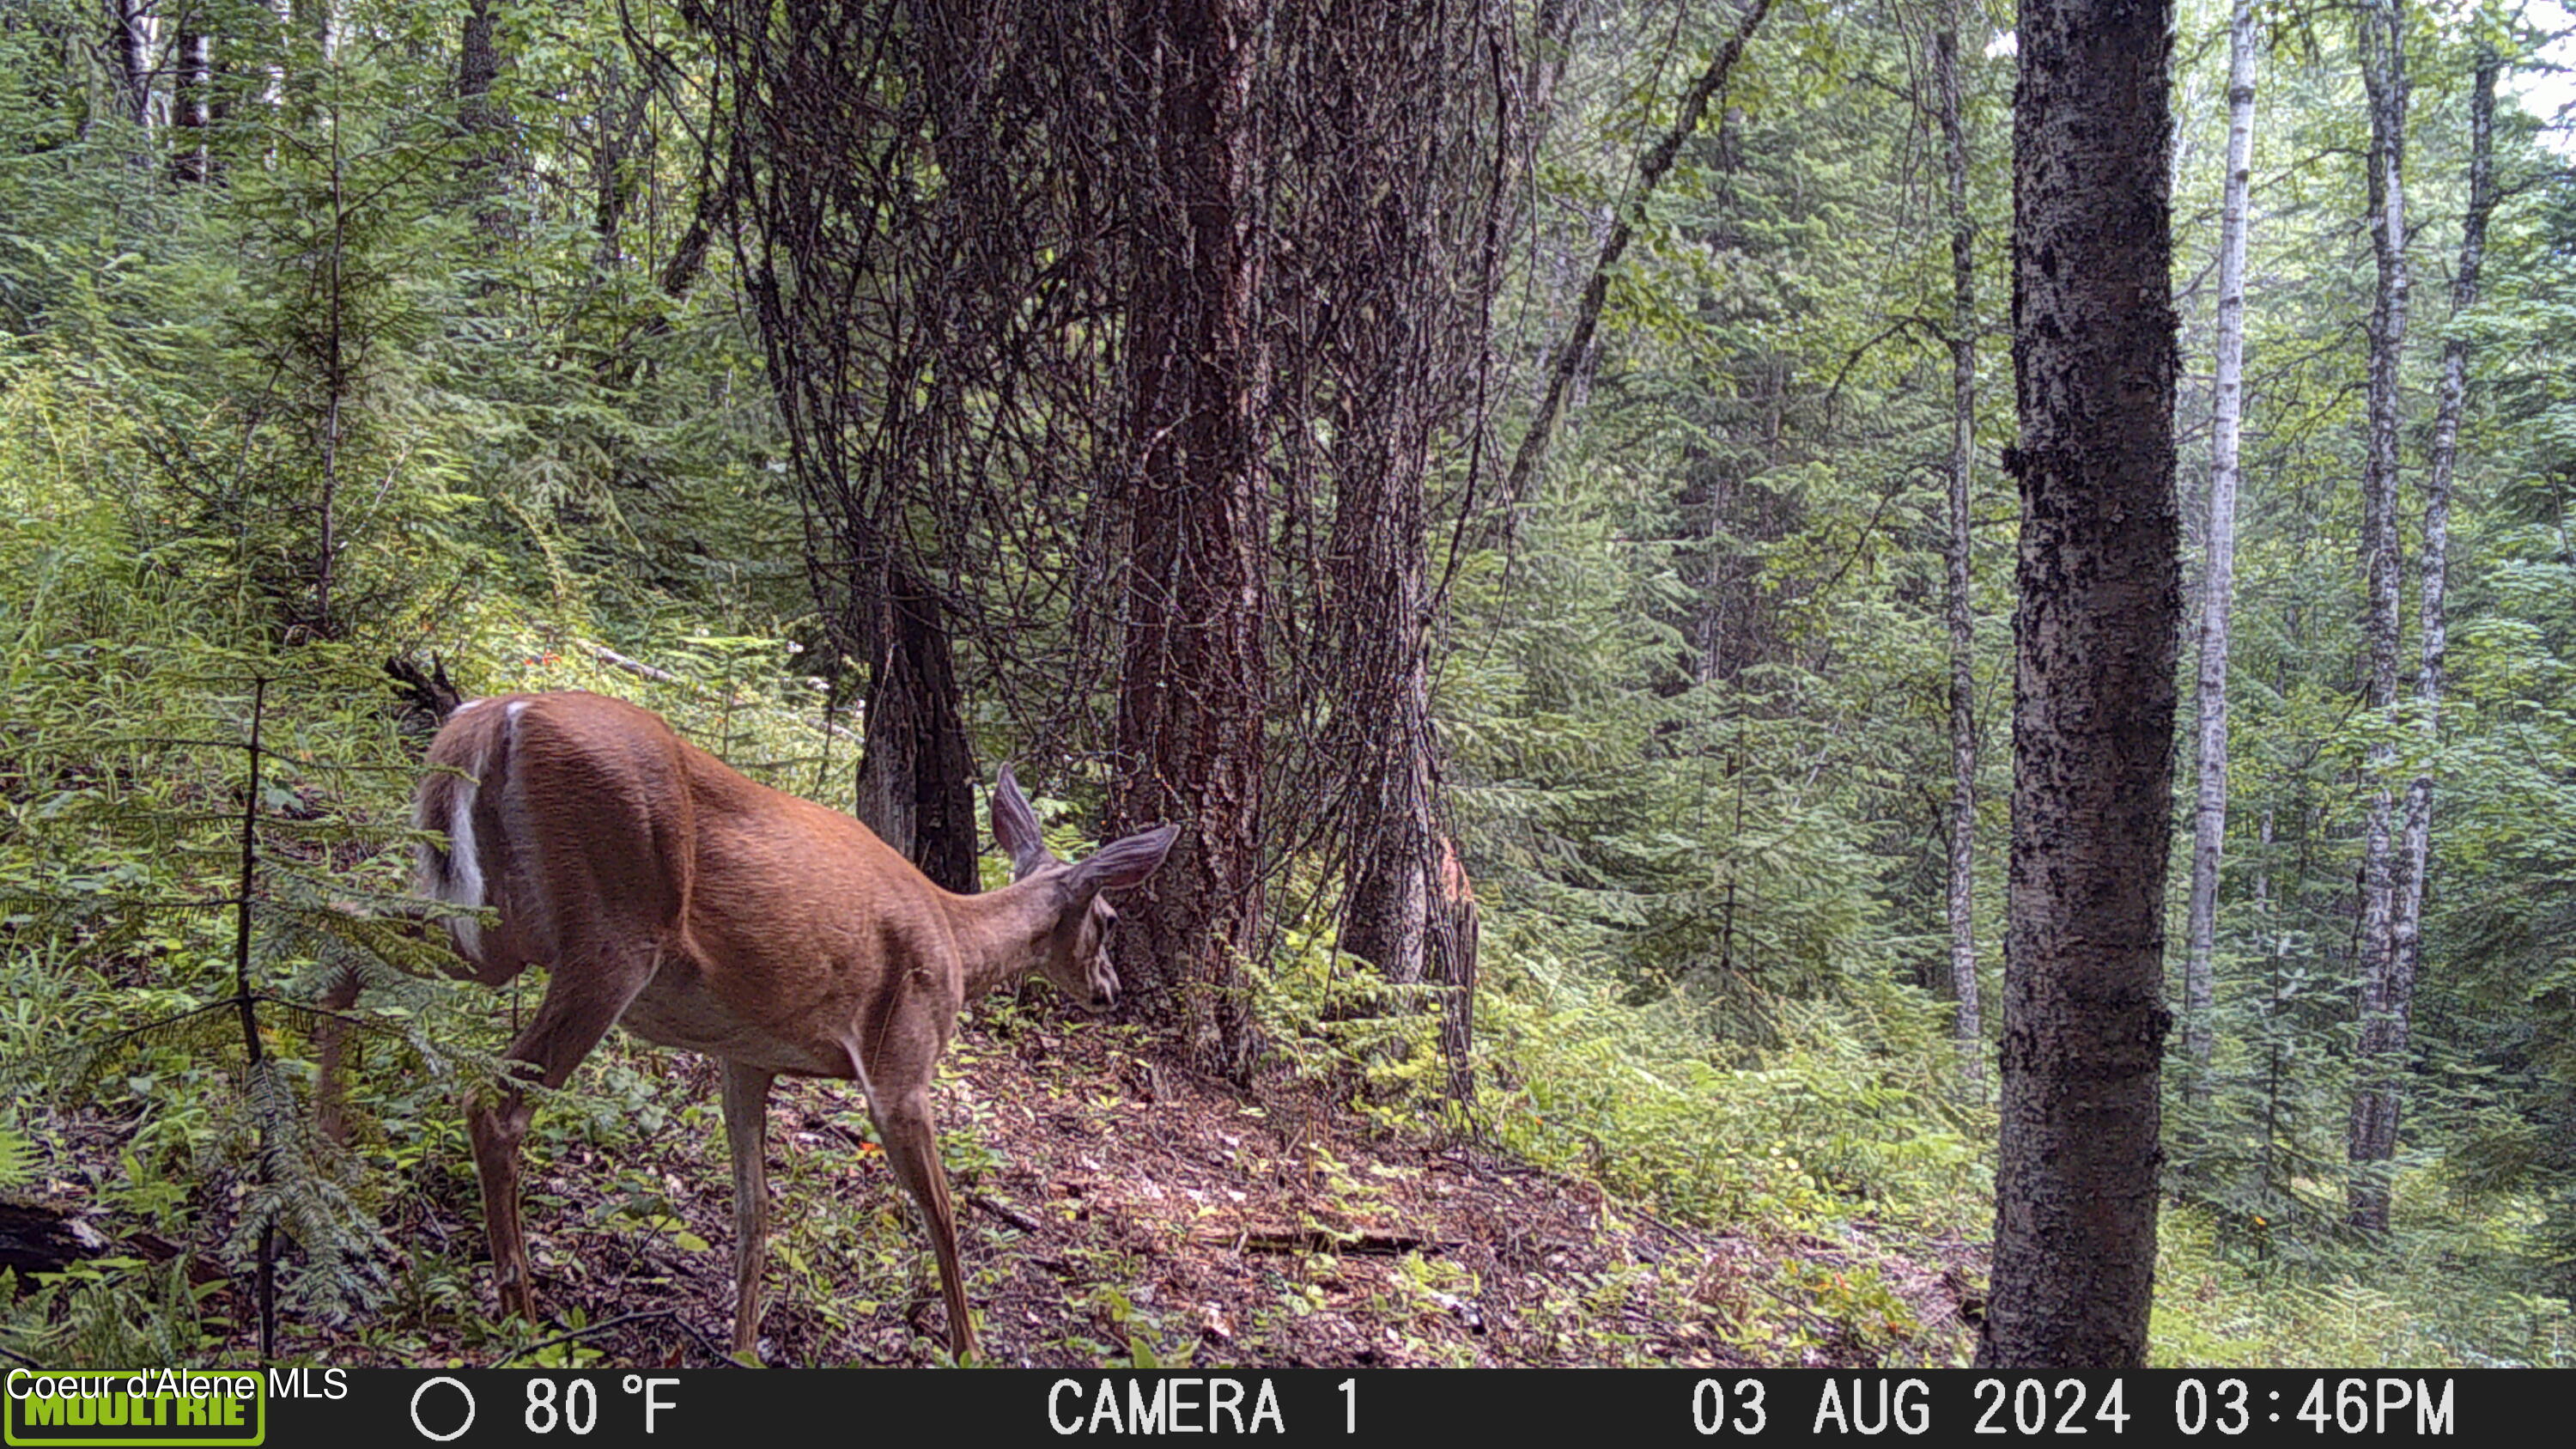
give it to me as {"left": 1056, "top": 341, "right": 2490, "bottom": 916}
{"left": 2374, "top": 43, "right": 2496, "bottom": 1226}
{"left": 2348, "top": 0, "right": 2413, "bottom": 1236}
{"left": 1979, "top": 0, "right": 2179, "bottom": 1369}
{"left": 115, "top": 1, "right": 153, "bottom": 128}
{"left": 2183, "top": 0, "right": 2260, "bottom": 1083}
{"left": 1934, "top": 7, "right": 1983, "bottom": 1094}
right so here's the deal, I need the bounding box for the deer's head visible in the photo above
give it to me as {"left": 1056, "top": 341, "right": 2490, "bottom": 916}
{"left": 992, "top": 767, "right": 1176, "bottom": 1013}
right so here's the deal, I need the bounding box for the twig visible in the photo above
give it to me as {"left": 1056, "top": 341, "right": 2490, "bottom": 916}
{"left": 491, "top": 1312, "right": 664, "bottom": 1367}
{"left": 969, "top": 1192, "right": 1042, "bottom": 1233}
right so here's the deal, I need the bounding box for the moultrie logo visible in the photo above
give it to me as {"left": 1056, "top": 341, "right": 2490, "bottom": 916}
{"left": 3, "top": 1370, "right": 264, "bottom": 1447}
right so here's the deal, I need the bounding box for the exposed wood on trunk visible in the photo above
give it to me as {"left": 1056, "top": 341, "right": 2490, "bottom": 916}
{"left": 1429, "top": 836, "right": 1482, "bottom": 1114}
{"left": 2184, "top": 0, "right": 2261, "bottom": 1083}
{"left": 1979, "top": 0, "right": 2178, "bottom": 1370}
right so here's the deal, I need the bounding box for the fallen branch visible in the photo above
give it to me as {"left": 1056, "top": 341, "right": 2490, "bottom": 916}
{"left": 1501, "top": 0, "right": 1776, "bottom": 507}
{"left": 1209, "top": 1227, "right": 1459, "bottom": 1257}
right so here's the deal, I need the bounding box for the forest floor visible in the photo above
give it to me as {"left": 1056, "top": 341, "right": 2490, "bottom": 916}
{"left": 28, "top": 995, "right": 1984, "bottom": 1369}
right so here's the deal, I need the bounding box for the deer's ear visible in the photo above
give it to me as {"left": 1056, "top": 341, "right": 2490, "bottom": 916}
{"left": 1072, "top": 824, "right": 1177, "bottom": 896}
{"left": 992, "top": 766, "right": 1053, "bottom": 878}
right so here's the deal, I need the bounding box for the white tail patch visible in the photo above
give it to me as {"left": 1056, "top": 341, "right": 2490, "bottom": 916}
{"left": 416, "top": 744, "right": 490, "bottom": 960}
{"left": 442, "top": 779, "right": 485, "bottom": 957}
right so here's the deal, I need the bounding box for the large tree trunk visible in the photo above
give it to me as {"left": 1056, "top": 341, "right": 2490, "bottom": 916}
{"left": 848, "top": 561, "right": 981, "bottom": 895}
{"left": 1934, "top": 6, "right": 1983, "bottom": 1095}
{"left": 1315, "top": 0, "right": 1498, "bottom": 995}
{"left": 2375, "top": 42, "right": 2495, "bottom": 1227}
{"left": 1978, "top": 0, "right": 2178, "bottom": 1370}
{"left": 1110, "top": 0, "right": 1269, "bottom": 1080}
{"left": 2183, "top": 0, "right": 2261, "bottom": 1084}
{"left": 2347, "top": 0, "right": 2412, "bottom": 1236}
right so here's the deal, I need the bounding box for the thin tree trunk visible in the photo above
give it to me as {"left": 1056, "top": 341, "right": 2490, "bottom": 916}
{"left": 592, "top": 58, "right": 637, "bottom": 274}
{"left": 2378, "top": 43, "right": 2495, "bottom": 1221}
{"left": 1935, "top": 8, "right": 1983, "bottom": 1095}
{"left": 1111, "top": 0, "right": 1268, "bottom": 1079}
{"left": 173, "top": 16, "right": 210, "bottom": 183}
{"left": 457, "top": 0, "right": 507, "bottom": 234}
{"left": 2183, "top": 0, "right": 2260, "bottom": 1084}
{"left": 2348, "top": 0, "right": 2412, "bottom": 1236}
{"left": 1978, "top": 0, "right": 2178, "bottom": 1370}
{"left": 313, "top": 88, "right": 346, "bottom": 637}
{"left": 1500, "top": 0, "right": 1772, "bottom": 506}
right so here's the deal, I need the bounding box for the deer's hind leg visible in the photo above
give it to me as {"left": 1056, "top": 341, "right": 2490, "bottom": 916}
{"left": 469, "top": 944, "right": 661, "bottom": 1324}
{"left": 313, "top": 970, "right": 365, "bottom": 1146}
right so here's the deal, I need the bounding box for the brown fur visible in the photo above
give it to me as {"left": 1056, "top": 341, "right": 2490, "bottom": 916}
{"left": 354, "top": 690, "right": 1172, "bottom": 1360}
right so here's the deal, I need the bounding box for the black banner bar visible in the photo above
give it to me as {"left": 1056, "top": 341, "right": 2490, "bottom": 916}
{"left": 8, "top": 1367, "right": 2543, "bottom": 1447}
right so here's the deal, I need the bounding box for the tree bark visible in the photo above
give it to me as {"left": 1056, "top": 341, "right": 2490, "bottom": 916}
{"left": 1313, "top": 0, "right": 1498, "bottom": 995}
{"left": 849, "top": 562, "right": 981, "bottom": 895}
{"left": 2347, "top": 0, "right": 2412, "bottom": 1236}
{"left": 2183, "top": 0, "right": 2260, "bottom": 1084}
{"left": 1978, "top": 0, "right": 2178, "bottom": 1370}
{"left": 1934, "top": 7, "right": 1983, "bottom": 1095}
{"left": 1110, "top": 0, "right": 1269, "bottom": 1079}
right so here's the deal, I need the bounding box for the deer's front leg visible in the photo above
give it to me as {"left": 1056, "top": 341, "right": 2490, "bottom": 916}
{"left": 721, "top": 1061, "right": 775, "bottom": 1358}
{"left": 874, "top": 1086, "right": 975, "bottom": 1361}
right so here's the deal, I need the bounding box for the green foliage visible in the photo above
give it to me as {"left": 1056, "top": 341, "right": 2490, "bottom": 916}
{"left": 0, "top": 1259, "right": 225, "bottom": 1371}
{"left": 1471, "top": 910, "right": 1986, "bottom": 1236}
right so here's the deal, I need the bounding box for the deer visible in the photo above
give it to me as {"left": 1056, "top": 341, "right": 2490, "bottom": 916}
{"left": 386, "top": 689, "right": 1174, "bottom": 1361}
